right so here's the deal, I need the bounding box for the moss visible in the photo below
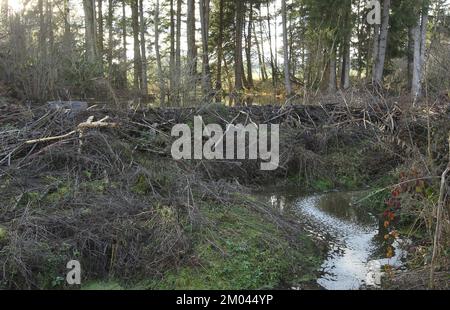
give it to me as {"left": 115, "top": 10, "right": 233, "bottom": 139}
{"left": 0, "top": 226, "right": 7, "bottom": 241}
{"left": 82, "top": 198, "right": 322, "bottom": 291}
{"left": 138, "top": 201, "right": 321, "bottom": 290}
{"left": 132, "top": 174, "right": 151, "bottom": 195}
{"left": 83, "top": 281, "right": 124, "bottom": 290}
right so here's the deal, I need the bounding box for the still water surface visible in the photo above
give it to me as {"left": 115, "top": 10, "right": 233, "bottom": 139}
{"left": 267, "top": 191, "right": 406, "bottom": 290}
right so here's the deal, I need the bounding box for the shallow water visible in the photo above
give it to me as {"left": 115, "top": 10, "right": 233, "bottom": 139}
{"left": 267, "top": 191, "right": 406, "bottom": 290}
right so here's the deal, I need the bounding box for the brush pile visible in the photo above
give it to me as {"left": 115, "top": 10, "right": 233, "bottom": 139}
{"left": 0, "top": 90, "right": 448, "bottom": 289}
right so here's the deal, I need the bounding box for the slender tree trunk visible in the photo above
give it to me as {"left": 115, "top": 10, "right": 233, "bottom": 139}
{"left": 245, "top": 2, "right": 254, "bottom": 89}
{"left": 39, "top": 0, "right": 46, "bottom": 55}
{"left": 154, "top": 0, "right": 166, "bottom": 105}
{"left": 266, "top": 0, "right": 276, "bottom": 91}
{"left": 258, "top": 9, "right": 268, "bottom": 81}
{"left": 175, "top": 0, "right": 182, "bottom": 104}
{"left": 199, "top": 0, "right": 213, "bottom": 99}
{"left": 370, "top": 23, "right": 379, "bottom": 81}
{"left": 187, "top": 0, "right": 197, "bottom": 94}
{"left": 62, "top": 0, "right": 72, "bottom": 55}
{"left": 372, "top": 0, "right": 391, "bottom": 85}
{"left": 83, "top": 0, "right": 98, "bottom": 63}
{"left": 1, "top": 0, "right": 8, "bottom": 30}
{"left": 234, "top": 0, "right": 245, "bottom": 100}
{"left": 46, "top": 0, "right": 54, "bottom": 51}
{"left": 107, "top": 0, "right": 113, "bottom": 71}
{"left": 131, "top": 0, "right": 142, "bottom": 92}
{"left": 328, "top": 49, "right": 337, "bottom": 93}
{"left": 281, "top": 0, "right": 292, "bottom": 97}
{"left": 139, "top": 0, "right": 148, "bottom": 96}
{"left": 97, "top": 0, "right": 104, "bottom": 60}
{"left": 412, "top": 2, "right": 429, "bottom": 103}
{"left": 169, "top": 0, "right": 175, "bottom": 104}
{"left": 341, "top": 41, "right": 351, "bottom": 89}
{"left": 407, "top": 26, "right": 414, "bottom": 90}
{"left": 254, "top": 25, "right": 265, "bottom": 81}
{"left": 341, "top": 2, "right": 352, "bottom": 90}
{"left": 215, "top": 0, "right": 224, "bottom": 102}
{"left": 121, "top": 0, "right": 127, "bottom": 89}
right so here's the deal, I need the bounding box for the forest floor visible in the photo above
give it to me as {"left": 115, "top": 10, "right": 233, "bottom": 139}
{"left": 0, "top": 88, "right": 449, "bottom": 290}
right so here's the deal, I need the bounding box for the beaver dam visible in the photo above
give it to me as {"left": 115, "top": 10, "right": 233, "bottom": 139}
{"left": 0, "top": 94, "right": 449, "bottom": 290}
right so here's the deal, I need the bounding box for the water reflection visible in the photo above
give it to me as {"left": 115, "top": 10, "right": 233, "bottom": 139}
{"left": 264, "top": 191, "right": 407, "bottom": 290}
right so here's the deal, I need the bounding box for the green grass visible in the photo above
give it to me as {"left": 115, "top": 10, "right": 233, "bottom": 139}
{"left": 83, "top": 199, "right": 322, "bottom": 290}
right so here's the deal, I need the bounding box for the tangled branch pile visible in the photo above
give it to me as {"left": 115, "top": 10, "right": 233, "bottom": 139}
{"left": 0, "top": 89, "right": 448, "bottom": 289}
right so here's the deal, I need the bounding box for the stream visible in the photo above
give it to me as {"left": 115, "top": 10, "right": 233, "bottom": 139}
{"left": 266, "top": 190, "right": 408, "bottom": 290}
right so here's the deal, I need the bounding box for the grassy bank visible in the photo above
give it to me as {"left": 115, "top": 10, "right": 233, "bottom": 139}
{"left": 84, "top": 198, "right": 322, "bottom": 290}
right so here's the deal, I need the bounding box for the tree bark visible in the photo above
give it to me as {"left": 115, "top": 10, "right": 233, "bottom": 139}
{"left": 120, "top": 0, "right": 127, "bottom": 89}
{"left": 328, "top": 50, "right": 337, "bottom": 93}
{"left": 107, "top": 0, "right": 113, "bottom": 71}
{"left": 245, "top": 2, "right": 254, "bottom": 89}
{"left": 372, "top": 0, "right": 391, "bottom": 85}
{"left": 139, "top": 0, "right": 148, "bottom": 96}
{"left": 97, "top": 0, "right": 104, "bottom": 59}
{"left": 1, "top": 0, "right": 8, "bottom": 29}
{"left": 169, "top": 0, "right": 176, "bottom": 103}
{"left": 175, "top": 0, "right": 182, "bottom": 104}
{"left": 83, "top": 0, "right": 98, "bottom": 63}
{"left": 341, "top": 1, "right": 352, "bottom": 90}
{"left": 62, "top": 0, "right": 72, "bottom": 55}
{"left": 234, "top": 0, "right": 245, "bottom": 99}
{"left": 266, "top": 0, "right": 276, "bottom": 90}
{"left": 281, "top": 0, "right": 292, "bottom": 97}
{"left": 411, "top": 2, "right": 429, "bottom": 103}
{"left": 154, "top": 0, "right": 166, "bottom": 105}
{"left": 258, "top": 8, "right": 268, "bottom": 81}
{"left": 187, "top": 0, "right": 197, "bottom": 87}
{"left": 131, "top": 0, "right": 142, "bottom": 92}
{"left": 199, "top": 0, "right": 213, "bottom": 99}
{"left": 215, "top": 0, "right": 224, "bottom": 102}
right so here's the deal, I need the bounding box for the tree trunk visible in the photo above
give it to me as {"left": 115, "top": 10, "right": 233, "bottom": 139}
{"left": 341, "top": 2, "right": 352, "bottom": 90}
{"left": 175, "top": 0, "right": 181, "bottom": 104}
{"left": 258, "top": 9, "right": 268, "bottom": 81}
{"left": 62, "top": 0, "right": 72, "bottom": 55}
{"left": 107, "top": 0, "right": 113, "bottom": 71}
{"left": 1, "top": 0, "right": 8, "bottom": 29}
{"left": 131, "top": 0, "right": 142, "bottom": 92}
{"left": 234, "top": 0, "right": 245, "bottom": 99}
{"left": 199, "top": 0, "right": 213, "bottom": 99}
{"left": 154, "top": 0, "right": 166, "bottom": 105}
{"left": 281, "top": 0, "right": 292, "bottom": 97}
{"left": 120, "top": 0, "right": 127, "bottom": 89}
{"left": 407, "top": 26, "right": 414, "bottom": 90}
{"left": 39, "top": 0, "right": 46, "bottom": 55}
{"left": 245, "top": 2, "right": 254, "bottom": 89}
{"left": 411, "top": 2, "right": 429, "bottom": 103}
{"left": 187, "top": 0, "right": 197, "bottom": 91}
{"left": 97, "top": 0, "right": 104, "bottom": 60}
{"left": 121, "top": 0, "right": 127, "bottom": 63}
{"left": 139, "top": 0, "right": 148, "bottom": 96}
{"left": 169, "top": 0, "right": 176, "bottom": 103}
{"left": 215, "top": 0, "right": 224, "bottom": 102}
{"left": 341, "top": 40, "right": 351, "bottom": 89}
{"left": 328, "top": 50, "right": 337, "bottom": 93}
{"left": 266, "top": 0, "right": 276, "bottom": 90}
{"left": 372, "top": 0, "right": 391, "bottom": 85}
{"left": 83, "top": 0, "right": 98, "bottom": 63}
